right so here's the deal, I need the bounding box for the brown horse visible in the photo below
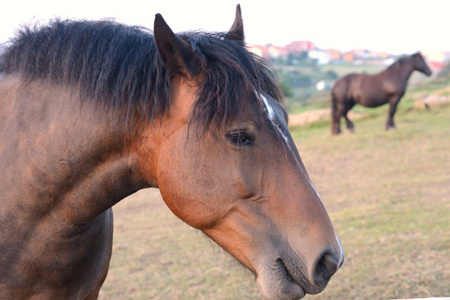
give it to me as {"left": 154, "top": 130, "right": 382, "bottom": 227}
{"left": 331, "top": 52, "right": 432, "bottom": 135}
{"left": 0, "top": 5, "right": 343, "bottom": 299}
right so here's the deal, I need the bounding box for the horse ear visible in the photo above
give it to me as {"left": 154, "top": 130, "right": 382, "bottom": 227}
{"left": 154, "top": 14, "right": 200, "bottom": 77}
{"left": 226, "top": 4, "right": 245, "bottom": 43}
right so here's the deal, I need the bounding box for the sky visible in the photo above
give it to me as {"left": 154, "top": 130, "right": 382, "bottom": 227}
{"left": 0, "top": 0, "right": 448, "bottom": 55}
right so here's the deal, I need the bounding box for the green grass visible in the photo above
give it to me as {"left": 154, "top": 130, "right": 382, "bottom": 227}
{"left": 100, "top": 90, "right": 450, "bottom": 299}
{"left": 320, "top": 63, "right": 385, "bottom": 77}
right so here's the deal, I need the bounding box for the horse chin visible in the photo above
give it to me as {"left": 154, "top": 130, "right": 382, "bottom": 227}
{"left": 256, "top": 259, "right": 307, "bottom": 300}
{"left": 257, "top": 272, "right": 305, "bottom": 300}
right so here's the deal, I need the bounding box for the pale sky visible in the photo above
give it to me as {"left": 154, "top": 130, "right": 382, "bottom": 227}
{"left": 0, "top": 0, "right": 448, "bottom": 54}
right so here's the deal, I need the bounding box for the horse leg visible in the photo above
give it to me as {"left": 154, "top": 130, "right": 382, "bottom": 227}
{"left": 331, "top": 108, "right": 342, "bottom": 135}
{"left": 343, "top": 101, "right": 356, "bottom": 132}
{"left": 331, "top": 95, "right": 342, "bottom": 135}
{"left": 344, "top": 115, "right": 354, "bottom": 132}
{"left": 85, "top": 268, "right": 109, "bottom": 300}
{"left": 85, "top": 210, "right": 113, "bottom": 300}
{"left": 386, "top": 97, "right": 400, "bottom": 130}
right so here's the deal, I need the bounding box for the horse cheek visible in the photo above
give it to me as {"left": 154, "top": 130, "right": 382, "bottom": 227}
{"left": 156, "top": 135, "right": 221, "bottom": 229}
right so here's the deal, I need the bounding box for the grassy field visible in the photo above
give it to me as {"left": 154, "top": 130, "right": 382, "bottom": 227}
{"left": 99, "top": 95, "right": 449, "bottom": 299}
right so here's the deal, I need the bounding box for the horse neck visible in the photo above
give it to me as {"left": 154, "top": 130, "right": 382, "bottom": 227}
{"left": 388, "top": 58, "right": 415, "bottom": 83}
{"left": 3, "top": 79, "right": 151, "bottom": 224}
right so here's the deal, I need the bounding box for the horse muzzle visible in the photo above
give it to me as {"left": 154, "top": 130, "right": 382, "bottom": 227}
{"left": 256, "top": 245, "right": 344, "bottom": 299}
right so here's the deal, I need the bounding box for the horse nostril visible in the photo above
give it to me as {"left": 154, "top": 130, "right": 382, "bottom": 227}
{"left": 314, "top": 252, "right": 339, "bottom": 284}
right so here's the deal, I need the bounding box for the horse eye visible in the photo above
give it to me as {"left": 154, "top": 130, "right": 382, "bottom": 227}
{"left": 225, "top": 130, "right": 254, "bottom": 147}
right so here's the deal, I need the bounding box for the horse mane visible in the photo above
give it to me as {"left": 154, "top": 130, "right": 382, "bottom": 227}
{"left": 0, "top": 19, "right": 283, "bottom": 129}
{"left": 387, "top": 54, "right": 413, "bottom": 71}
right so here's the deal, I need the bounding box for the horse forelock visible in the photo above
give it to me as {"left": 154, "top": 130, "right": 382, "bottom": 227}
{"left": 0, "top": 19, "right": 283, "bottom": 131}
{"left": 182, "top": 31, "right": 284, "bottom": 132}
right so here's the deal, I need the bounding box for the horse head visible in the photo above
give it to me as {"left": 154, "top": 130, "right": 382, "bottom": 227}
{"left": 413, "top": 52, "right": 432, "bottom": 76}
{"left": 143, "top": 5, "right": 344, "bottom": 299}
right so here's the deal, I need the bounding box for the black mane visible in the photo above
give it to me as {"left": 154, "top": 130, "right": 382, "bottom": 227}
{"left": 0, "top": 19, "right": 283, "bottom": 129}
{"left": 387, "top": 54, "right": 413, "bottom": 71}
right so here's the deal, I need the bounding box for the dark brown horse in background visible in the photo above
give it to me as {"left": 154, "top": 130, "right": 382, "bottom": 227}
{"left": 331, "top": 52, "right": 432, "bottom": 135}
{"left": 0, "top": 5, "right": 343, "bottom": 300}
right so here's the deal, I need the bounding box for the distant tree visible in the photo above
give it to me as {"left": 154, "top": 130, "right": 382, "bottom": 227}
{"left": 280, "top": 81, "right": 294, "bottom": 98}
{"left": 287, "top": 53, "right": 298, "bottom": 66}
{"left": 284, "top": 71, "right": 311, "bottom": 88}
{"left": 325, "top": 70, "right": 338, "bottom": 80}
{"left": 285, "top": 51, "right": 313, "bottom": 66}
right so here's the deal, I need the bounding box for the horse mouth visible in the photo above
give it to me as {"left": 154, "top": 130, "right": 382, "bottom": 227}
{"left": 257, "top": 258, "right": 307, "bottom": 300}
{"left": 277, "top": 258, "right": 308, "bottom": 296}
{"left": 257, "top": 253, "right": 335, "bottom": 300}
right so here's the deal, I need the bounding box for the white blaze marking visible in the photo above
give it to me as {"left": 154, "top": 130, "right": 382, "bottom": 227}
{"left": 260, "top": 92, "right": 345, "bottom": 266}
{"left": 260, "top": 93, "right": 323, "bottom": 201}
{"left": 260, "top": 94, "right": 275, "bottom": 119}
{"left": 259, "top": 94, "right": 289, "bottom": 144}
